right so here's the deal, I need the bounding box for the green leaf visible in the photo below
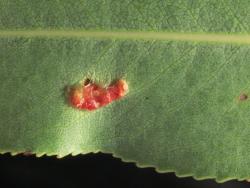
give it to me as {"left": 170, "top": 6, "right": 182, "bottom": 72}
{"left": 1, "top": 0, "right": 250, "bottom": 182}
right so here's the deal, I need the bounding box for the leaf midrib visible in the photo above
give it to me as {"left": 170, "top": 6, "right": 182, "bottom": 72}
{"left": 1, "top": 30, "right": 250, "bottom": 44}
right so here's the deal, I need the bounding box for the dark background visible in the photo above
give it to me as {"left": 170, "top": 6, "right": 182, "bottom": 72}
{"left": 0, "top": 153, "right": 249, "bottom": 188}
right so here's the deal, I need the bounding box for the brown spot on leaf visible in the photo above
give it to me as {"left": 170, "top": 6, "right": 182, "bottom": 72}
{"left": 84, "top": 78, "right": 91, "bottom": 86}
{"left": 239, "top": 93, "right": 248, "bottom": 101}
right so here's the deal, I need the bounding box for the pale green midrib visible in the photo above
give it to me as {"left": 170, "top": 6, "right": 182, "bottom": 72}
{"left": 1, "top": 30, "right": 250, "bottom": 44}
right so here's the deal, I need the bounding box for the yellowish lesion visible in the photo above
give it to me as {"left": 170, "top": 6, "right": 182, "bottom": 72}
{"left": 117, "top": 79, "right": 129, "bottom": 97}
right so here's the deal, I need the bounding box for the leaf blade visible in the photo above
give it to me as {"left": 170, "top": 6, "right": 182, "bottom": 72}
{"left": 1, "top": 0, "right": 250, "bottom": 182}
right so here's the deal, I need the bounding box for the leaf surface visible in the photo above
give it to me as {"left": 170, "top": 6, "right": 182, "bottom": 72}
{"left": 1, "top": 0, "right": 250, "bottom": 182}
